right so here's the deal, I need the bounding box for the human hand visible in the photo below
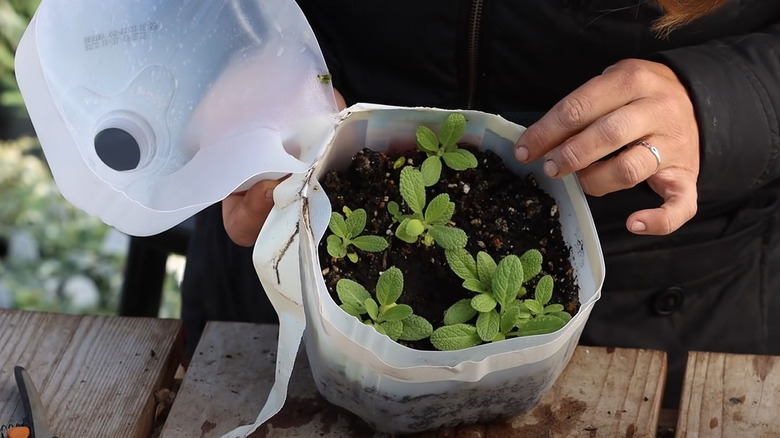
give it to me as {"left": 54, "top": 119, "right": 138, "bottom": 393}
{"left": 222, "top": 89, "right": 347, "bottom": 246}
{"left": 515, "top": 59, "right": 699, "bottom": 236}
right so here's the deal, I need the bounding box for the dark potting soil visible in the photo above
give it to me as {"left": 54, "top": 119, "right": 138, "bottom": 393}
{"left": 317, "top": 146, "right": 579, "bottom": 350}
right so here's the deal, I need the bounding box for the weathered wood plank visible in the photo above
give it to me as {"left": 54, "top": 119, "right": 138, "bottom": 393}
{"left": 160, "top": 322, "right": 285, "bottom": 438}
{"left": 500, "top": 346, "right": 667, "bottom": 438}
{"left": 0, "top": 309, "right": 183, "bottom": 438}
{"left": 676, "top": 351, "right": 780, "bottom": 437}
{"left": 165, "top": 322, "right": 666, "bottom": 437}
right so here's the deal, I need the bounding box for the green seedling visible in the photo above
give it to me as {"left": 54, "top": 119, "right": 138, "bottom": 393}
{"left": 429, "top": 248, "right": 571, "bottom": 351}
{"left": 327, "top": 207, "right": 389, "bottom": 263}
{"left": 386, "top": 200, "right": 404, "bottom": 223}
{"left": 336, "top": 267, "right": 433, "bottom": 342}
{"left": 416, "top": 113, "right": 478, "bottom": 186}
{"left": 392, "top": 166, "right": 467, "bottom": 250}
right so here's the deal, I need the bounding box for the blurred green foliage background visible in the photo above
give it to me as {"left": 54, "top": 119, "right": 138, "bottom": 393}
{"left": 0, "top": 0, "right": 182, "bottom": 316}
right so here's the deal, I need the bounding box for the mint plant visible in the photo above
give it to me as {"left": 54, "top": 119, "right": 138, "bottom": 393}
{"left": 326, "top": 207, "right": 389, "bottom": 263}
{"left": 336, "top": 267, "right": 433, "bottom": 342}
{"left": 391, "top": 166, "right": 467, "bottom": 250}
{"left": 416, "top": 112, "right": 478, "bottom": 186}
{"left": 429, "top": 248, "right": 572, "bottom": 351}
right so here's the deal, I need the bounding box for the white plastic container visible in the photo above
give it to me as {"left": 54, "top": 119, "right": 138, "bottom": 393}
{"left": 276, "top": 105, "right": 605, "bottom": 434}
{"left": 16, "top": 1, "right": 605, "bottom": 436}
{"left": 15, "top": 0, "right": 338, "bottom": 236}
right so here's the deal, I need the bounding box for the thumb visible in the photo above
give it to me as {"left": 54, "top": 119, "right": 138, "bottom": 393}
{"left": 626, "top": 179, "right": 697, "bottom": 235}
{"left": 222, "top": 179, "right": 281, "bottom": 246}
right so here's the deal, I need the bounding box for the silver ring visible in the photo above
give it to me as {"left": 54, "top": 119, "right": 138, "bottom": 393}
{"left": 634, "top": 140, "right": 661, "bottom": 175}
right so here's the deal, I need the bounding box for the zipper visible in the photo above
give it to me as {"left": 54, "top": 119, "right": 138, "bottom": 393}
{"left": 465, "top": 0, "right": 484, "bottom": 109}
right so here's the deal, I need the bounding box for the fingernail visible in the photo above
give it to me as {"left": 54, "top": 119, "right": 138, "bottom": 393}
{"left": 544, "top": 159, "right": 559, "bottom": 177}
{"left": 264, "top": 187, "right": 274, "bottom": 200}
{"left": 515, "top": 146, "right": 529, "bottom": 162}
{"left": 630, "top": 221, "right": 647, "bottom": 232}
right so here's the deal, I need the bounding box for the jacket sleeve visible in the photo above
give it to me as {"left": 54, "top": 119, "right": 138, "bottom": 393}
{"left": 656, "top": 24, "right": 780, "bottom": 202}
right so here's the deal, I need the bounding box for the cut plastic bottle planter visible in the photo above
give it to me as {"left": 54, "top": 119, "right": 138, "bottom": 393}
{"left": 16, "top": 0, "right": 605, "bottom": 436}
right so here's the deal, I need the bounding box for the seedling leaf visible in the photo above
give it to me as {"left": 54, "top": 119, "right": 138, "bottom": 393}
{"left": 400, "top": 315, "right": 434, "bottom": 341}
{"left": 382, "top": 320, "right": 404, "bottom": 340}
{"left": 439, "top": 113, "right": 467, "bottom": 149}
{"left": 493, "top": 255, "right": 523, "bottom": 308}
{"left": 462, "top": 278, "right": 487, "bottom": 293}
{"left": 425, "top": 193, "right": 454, "bottom": 225}
{"left": 442, "top": 149, "right": 478, "bottom": 170}
{"left": 340, "top": 303, "right": 363, "bottom": 318}
{"left": 383, "top": 304, "right": 413, "bottom": 322}
{"left": 427, "top": 225, "right": 467, "bottom": 250}
{"left": 365, "top": 298, "right": 379, "bottom": 320}
{"left": 399, "top": 166, "right": 426, "bottom": 214}
{"left": 443, "top": 299, "right": 477, "bottom": 325}
{"left": 520, "top": 249, "right": 543, "bottom": 282}
{"left": 476, "top": 251, "right": 497, "bottom": 287}
{"left": 524, "top": 299, "right": 544, "bottom": 315}
{"left": 516, "top": 314, "right": 567, "bottom": 336}
{"left": 387, "top": 201, "right": 401, "bottom": 218}
{"left": 445, "top": 248, "right": 477, "bottom": 281}
{"left": 421, "top": 156, "right": 442, "bottom": 187}
{"left": 336, "top": 279, "right": 370, "bottom": 309}
{"left": 351, "top": 235, "right": 390, "bottom": 252}
{"left": 471, "top": 293, "right": 497, "bottom": 312}
{"left": 430, "top": 324, "right": 481, "bottom": 351}
{"left": 416, "top": 125, "right": 440, "bottom": 153}
{"left": 550, "top": 311, "right": 573, "bottom": 323}
{"left": 345, "top": 208, "right": 367, "bottom": 239}
{"left": 326, "top": 234, "right": 347, "bottom": 258}
{"left": 544, "top": 304, "right": 565, "bottom": 313}
{"left": 501, "top": 305, "right": 520, "bottom": 333}
{"left": 395, "top": 219, "right": 418, "bottom": 244}
{"left": 329, "top": 212, "right": 348, "bottom": 238}
{"left": 406, "top": 219, "right": 426, "bottom": 237}
{"left": 375, "top": 267, "right": 404, "bottom": 305}
{"left": 535, "top": 275, "right": 554, "bottom": 305}
{"left": 476, "top": 309, "right": 500, "bottom": 342}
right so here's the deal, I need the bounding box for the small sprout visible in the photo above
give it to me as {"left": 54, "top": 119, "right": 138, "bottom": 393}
{"left": 415, "top": 113, "right": 477, "bottom": 186}
{"left": 336, "top": 267, "right": 433, "bottom": 342}
{"left": 430, "top": 324, "right": 481, "bottom": 351}
{"left": 317, "top": 73, "right": 332, "bottom": 84}
{"left": 387, "top": 201, "right": 403, "bottom": 223}
{"left": 327, "top": 208, "right": 389, "bottom": 262}
{"left": 393, "top": 156, "right": 406, "bottom": 169}
{"left": 393, "top": 166, "right": 467, "bottom": 250}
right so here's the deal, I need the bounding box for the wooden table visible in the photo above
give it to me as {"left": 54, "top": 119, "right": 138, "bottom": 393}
{"left": 676, "top": 351, "right": 780, "bottom": 437}
{"left": 161, "top": 322, "right": 668, "bottom": 437}
{"left": 4, "top": 312, "right": 780, "bottom": 437}
{"left": 0, "top": 309, "right": 183, "bottom": 438}
{"left": 163, "top": 322, "right": 780, "bottom": 437}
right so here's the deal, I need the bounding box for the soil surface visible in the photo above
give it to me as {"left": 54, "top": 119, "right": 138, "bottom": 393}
{"left": 318, "top": 146, "right": 579, "bottom": 350}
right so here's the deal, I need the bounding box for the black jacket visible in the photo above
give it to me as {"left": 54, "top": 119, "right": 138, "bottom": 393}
{"left": 294, "top": 0, "right": 780, "bottom": 406}
{"left": 182, "top": 0, "right": 780, "bottom": 408}
{"left": 297, "top": 0, "right": 780, "bottom": 214}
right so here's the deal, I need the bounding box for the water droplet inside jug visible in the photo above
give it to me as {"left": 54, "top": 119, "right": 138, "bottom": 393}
{"left": 94, "top": 128, "right": 141, "bottom": 171}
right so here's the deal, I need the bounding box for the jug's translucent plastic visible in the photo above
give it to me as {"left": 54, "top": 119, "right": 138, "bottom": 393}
{"left": 16, "top": 0, "right": 338, "bottom": 235}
